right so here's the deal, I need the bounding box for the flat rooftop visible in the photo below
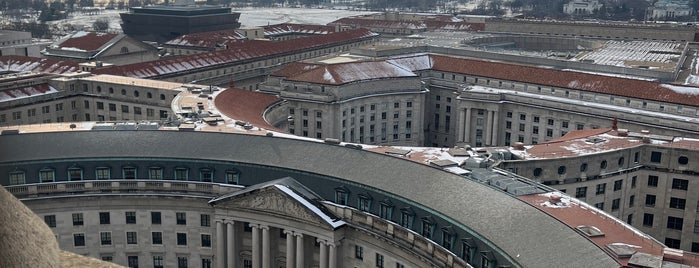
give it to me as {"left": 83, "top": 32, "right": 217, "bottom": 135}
{"left": 80, "top": 74, "right": 195, "bottom": 91}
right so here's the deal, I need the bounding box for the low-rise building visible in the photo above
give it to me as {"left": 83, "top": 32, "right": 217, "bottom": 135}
{"left": 42, "top": 31, "right": 159, "bottom": 65}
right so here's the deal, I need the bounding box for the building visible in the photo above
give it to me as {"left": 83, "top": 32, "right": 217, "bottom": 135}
{"left": 498, "top": 128, "right": 699, "bottom": 253}
{"left": 0, "top": 30, "right": 50, "bottom": 58}
{"left": 261, "top": 60, "right": 426, "bottom": 145}
{"left": 4, "top": 127, "right": 699, "bottom": 268}
{"left": 563, "top": 0, "right": 603, "bottom": 15}
{"left": 119, "top": 2, "right": 241, "bottom": 43}
{"left": 647, "top": 0, "right": 694, "bottom": 21}
{"left": 42, "top": 31, "right": 159, "bottom": 65}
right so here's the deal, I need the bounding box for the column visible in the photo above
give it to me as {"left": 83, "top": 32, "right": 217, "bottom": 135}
{"left": 252, "top": 224, "right": 261, "bottom": 268}
{"left": 226, "top": 222, "right": 235, "bottom": 268}
{"left": 328, "top": 243, "right": 337, "bottom": 268}
{"left": 318, "top": 240, "right": 328, "bottom": 268}
{"left": 457, "top": 108, "right": 466, "bottom": 142}
{"left": 284, "top": 230, "right": 295, "bottom": 268}
{"left": 295, "top": 233, "right": 304, "bottom": 268}
{"left": 216, "top": 221, "right": 224, "bottom": 268}
{"left": 262, "top": 225, "right": 270, "bottom": 268}
{"left": 484, "top": 109, "right": 493, "bottom": 146}
{"left": 491, "top": 110, "right": 499, "bottom": 146}
{"left": 464, "top": 108, "right": 472, "bottom": 143}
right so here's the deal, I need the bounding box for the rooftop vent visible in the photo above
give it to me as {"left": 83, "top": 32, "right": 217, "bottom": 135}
{"left": 585, "top": 137, "right": 606, "bottom": 144}
{"left": 617, "top": 129, "right": 628, "bottom": 137}
{"left": 605, "top": 243, "right": 638, "bottom": 259}
{"left": 513, "top": 142, "right": 525, "bottom": 150}
{"left": 576, "top": 225, "right": 605, "bottom": 237}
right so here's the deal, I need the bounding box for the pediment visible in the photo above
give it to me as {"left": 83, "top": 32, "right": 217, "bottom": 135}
{"left": 213, "top": 185, "right": 343, "bottom": 230}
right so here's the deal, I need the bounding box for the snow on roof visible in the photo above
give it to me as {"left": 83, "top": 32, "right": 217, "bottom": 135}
{"left": 286, "top": 60, "right": 417, "bottom": 85}
{"left": 275, "top": 185, "right": 345, "bottom": 228}
{"left": 0, "top": 56, "right": 79, "bottom": 74}
{"left": 0, "top": 83, "right": 58, "bottom": 103}
{"left": 57, "top": 31, "right": 119, "bottom": 51}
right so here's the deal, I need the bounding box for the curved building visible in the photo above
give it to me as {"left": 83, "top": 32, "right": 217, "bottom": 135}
{"left": 1, "top": 129, "right": 690, "bottom": 268}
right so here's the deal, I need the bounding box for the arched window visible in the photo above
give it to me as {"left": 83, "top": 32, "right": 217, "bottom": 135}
{"left": 109, "top": 87, "right": 114, "bottom": 94}
{"left": 121, "top": 89, "right": 126, "bottom": 95}
{"left": 96, "top": 86, "right": 102, "bottom": 93}
{"left": 557, "top": 166, "right": 567, "bottom": 175}
{"left": 147, "top": 92, "right": 152, "bottom": 98}
{"left": 600, "top": 160, "right": 608, "bottom": 170}
{"left": 533, "top": 168, "right": 543, "bottom": 177}
{"left": 618, "top": 157, "right": 625, "bottom": 167}
{"left": 160, "top": 94, "right": 165, "bottom": 100}
{"left": 134, "top": 90, "right": 140, "bottom": 97}
{"left": 580, "top": 163, "right": 588, "bottom": 172}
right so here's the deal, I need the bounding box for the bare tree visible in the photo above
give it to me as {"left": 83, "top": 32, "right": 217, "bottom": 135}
{"left": 93, "top": 18, "right": 110, "bottom": 32}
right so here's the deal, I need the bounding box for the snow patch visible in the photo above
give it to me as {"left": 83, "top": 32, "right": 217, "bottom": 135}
{"left": 538, "top": 192, "right": 571, "bottom": 208}
{"left": 322, "top": 68, "right": 335, "bottom": 83}
{"left": 661, "top": 84, "right": 699, "bottom": 95}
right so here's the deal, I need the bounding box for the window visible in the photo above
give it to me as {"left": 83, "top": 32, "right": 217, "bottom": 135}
{"left": 557, "top": 165, "right": 566, "bottom": 175}
{"left": 199, "top": 168, "right": 213, "bottom": 182}
{"left": 122, "top": 167, "right": 136, "bottom": 179}
{"left": 667, "top": 216, "right": 684, "bottom": 230}
{"left": 177, "top": 233, "right": 187, "bottom": 245}
{"left": 127, "top": 231, "right": 138, "bottom": 244}
{"left": 650, "top": 151, "right": 662, "bottom": 163}
{"left": 134, "top": 107, "right": 141, "bottom": 115}
{"left": 152, "top": 232, "right": 163, "bottom": 245}
{"left": 631, "top": 176, "right": 637, "bottom": 188}
{"left": 334, "top": 188, "right": 349, "bottom": 205}
{"left": 225, "top": 170, "right": 240, "bottom": 184}
{"left": 8, "top": 171, "right": 25, "bottom": 185}
{"left": 39, "top": 168, "right": 55, "bottom": 182}
{"left": 358, "top": 195, "right": 371, "bottom": 212}
{"left": 177, "top": 257, "right": 188, "bottom": 268}
{"left": 595, "top": 183, "right": 606, "bottom": 195}
{"left": 74, "top": 233, "right": 85, "bottom": 247}
{"left": 646, "top": 195, "right": 656, "bottom": 207}
{"left": 613, "top": 180, "right": 622, "bottom": 191}
{"left": 175, "top": 168, "right": 188, "bottom": 180}
{"left": 643, "top": 213, "right": 654, "bottom": 226}
{"left": 355, "top": 245, "right": 363, "bottom": 259}
{"left": 68, "top": 167, "right": 83, "bottom": 181}
{"left": 665, "top": 238, "right": 681, "bottom": 249}
{"left": 126, "top": 211, "right": 136, "bottom": 224}
{"left": 618, "top": 157, "right": 625, "bottom": 167}
{"left": 200, "top": 214, "right": 211, "bottom": 227}
{"left": 647, "top": 175, "right": 658, "bottom": 187}
{"left": 376, "top": 253, "right": 384, "bottom": 268}
{"left": 100, "top": 232, "right": 112, "bottom": 245}
{"left": 121, "top": 105, "right": 129, "bottom": 113}
{"left": 99, "top": 212, "right": 110, "bottom": 224}
{"left": 176, "top": 212, "right": 187, "bottom": 225}
{"left": 442, "top": 230, "right": 454, "bottom": 250}
{"left": 611, "top": 198, "right": 620, "bottom": 211}
{"left": 575, "top": 187, "right": 587, "bottom": 198}
{"left": 151, "top": 212, "right": 161, "bottom": 224}
{"left": 127, "top": 256, "right": 138, "bottom": 268}
{"left": 201, "top": 234, "right": 211, "bottom": 247}
{"left": 72, "top": 213, "right": 83, "bottom": 226}
{"left": 670, "top": 197, "right": 686, "bottom": 210}
{"left": 600, "top": 160, "right": 607, "bottom": 169}
{"left": 400, "top": 209, "right": 414, "bottom": 229}
{"left": 96, "top": 167, "right": 110, "bottom": 179}
{"left": 44, "top": 215, "right": 56, "bottom": 228}
{"left": 672, "top": 179, "right": 688, "bottom": 190}
{"left": 109, "top": 103, "right": 116, "bottom": 111}
{"left": 149, "top": 167, "right": 162, "bottom": 180}
{"left": 594, "top": 202, "right": 604, "bottom": 210}
{"left": 678, "top": 156, "right": 689, "bottom": 165}
{"left": 379, "top": 202, "right": 393, "bottom": 220}
{"left": 421, "top": 219, "right": 434, "bottom": 239}
{"left": 533, "top": 168, "right": 542, "bottom": 177}
{"left": 629, "top": 195, "right": 635, "bottom": 207}
{"left": 580, "top": 163, "right": 588, "bottom": 172}
{"left": 153, "top": 256, "right": 164, "bottom": 268}
{"left": 519, "top": 113, "right": 526, "bottom": 120}
{"left": 547, "top": 118, "right": 554, "bottom": 125}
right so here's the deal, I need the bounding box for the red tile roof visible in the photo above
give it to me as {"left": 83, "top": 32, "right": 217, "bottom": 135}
{"left": 164, "top": 29, "right": 246, "bottom": 48}
{"left": 213, "top": 88, "right": 281, "bottom": 130}
{"left": 430, "top": 54, "right": 699, "bottom": 106}
{"left": 94, "top": 29, "right": 378, "bottom": 78}
{"left": 264, "top": 23, "right": 337, "bottom": 36}
{"left": 270, "top": 62, "right": 321, "bottom": 77}
{"left": 0, "top": 83, "right": 56, "bottom": 102}
{"left": 0, "top": 56, "right": 79, "bottom": 74}
{"left": 57, "top": 31, "right": 119, "bottom": 51}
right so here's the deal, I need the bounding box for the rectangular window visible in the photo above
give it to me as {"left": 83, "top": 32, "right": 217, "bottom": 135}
{"left": 153, "top": 256, "right": 164, "bottom": 268}
{"left": 100, "top": 232, "right": 112, "bottom": 245}
{"left": 176, "top": 212, "right": 187, "bottom": 225}
{"left": 134, "top": 107, "right": 141, "bottom": 115}
{"left": 376, "top": 253, "right": 384, "bottom": 268}
{"left": 672, "top": 179, "right": 688, "bottom": 190}
{"left": 665, "top": 238, "right": 681, "bottom": 249}
{"left": 613, "top": 180, "right": 622, "bottom": 191}
{"left": 643, "top": 213, "right": 654, "bottom": 227}
{"left": 575, "top": 187, "right": 587, "bottom": 198}
{"left": 421, "top": 220, "right": 434, "bottom": 238}
{"left": 355, "top": 245, "right": 363, "bottom": 259}
{"left": 72, "top": 213, "right": 83, "bottom": 226}
{"left": 99, "top": 212, "right": 110, "bottom": 224}
{"left": 152, "top": 232, "right": 163, "bottom": 245}
{"left": 650, "top": 151, "right": 662, "bottom": 163}
{"left": 149, "top": 168, "right": 162, "bottom": 180}
{"left": 177, "top": 233, "right": 187, "bottom": 245}
{"left": 200, "top": 214, "right": 211, "bottom": 227}
{"left": 123, "top": 167, "right": 136, "bottom": 179}
{"left": 109, "top": 103, "right": 116, "bottom": 111}
{"left": 594, "top": 202, "right": 604, "bottom": 210}
{"left": 400, "top": 211, "right": 414, "bottom": 229}
{"left": 646, "top": 195, "right": 656, "bottom": 207}
{"left": 358, "top": 197, "right": 371, "bottom": 212}
{"left": 611, "top": 198, "right": 620, "bottom": 211}
{"left": 126, "top": 211, "right": 136, "bottom": 224}
{"left": 127, "top": 256, "right": 138, "bottom": 268}
{"left": 201, "top": 234, "right": 211, "bottom": 247}
{"left": 178, "top": 257, "right": 188, "bottom": 268}
{"left": 151, "top": 212, "right": 161, "bottom": 224}
{"left": 74, "top": 233, "right": 85, "bottom": 247}
{"left": 96, "top": 167, "right": 110, "bottom": 180}
{"left": 667, "top": 216, "right": 684, "bottom": 230}
{"left": 595, "top": 183, "right": 606, "bottom": 195}
{"left": 175, "top": 168, "right": 188, "bottom": 180}
{"left": 647, "top": 175, "right": 658, "bottom": 187}
{"left": 629, "top": 195, "right": 635, "bottom": 207}
{"left": 442, "top": 231, "right": 454, "bottom": 250}
{"left": 127, "top": 231, "right": 138, "bottom": 244}
{"left": 44, "top": 215, "right": 56, "bottom": 228}
{"left": 670, "top": 197, "right": 686, "bottom": 210}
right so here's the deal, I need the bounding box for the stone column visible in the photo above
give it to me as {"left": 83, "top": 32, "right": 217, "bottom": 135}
{"left": 328, "top": 243, "right": 337, "bottom": 268}
{"left": 464, "top": 108, "right": 472, "bottom": 143}
{"left": 486, "top": 110, "right": 495, "bottom": 145}
{"left": 216, "top": 221, "right": 224, "bottom": 268}
{"left": 226, "top": 221, "right": 235, "bottom": 268}
{"left": 491, "top": 110, "right": 499, "bottom": 146}
{"left": 318, "top": 240, "right": 328, "bottom": 268}
{"left": 457, "top": 108, "right": 466, "bottom": 142}
{"left": 262, "top": 225, "right": 270, "bottom": 268}
{"left": 252, "top": 224, "right": 261, "bottom": 268}
{"left": 295, "top": 233, "right": 304, "bottom": 268}
{"left": 284, "top": 230, "right": 295, "bottom": 268}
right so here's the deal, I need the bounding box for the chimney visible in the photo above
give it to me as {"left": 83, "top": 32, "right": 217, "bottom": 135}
{"left": 612, "top": 116, "right": 618, "bottom": 130}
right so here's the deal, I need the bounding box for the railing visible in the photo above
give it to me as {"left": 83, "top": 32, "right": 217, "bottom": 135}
{"left": 324, "top": 202, "right": 472, "bottom": 268}
{"left": 5, "top": 180, "right": 243, "bottom": 199}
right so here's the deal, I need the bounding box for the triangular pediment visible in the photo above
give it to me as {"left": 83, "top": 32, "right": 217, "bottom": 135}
{"left": 210, "top": 179, "right": 344, "bottom": 230}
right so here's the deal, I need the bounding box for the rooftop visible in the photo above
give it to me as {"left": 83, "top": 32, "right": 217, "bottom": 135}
{"left": 284, "top": 60, "right": 417, "bottom": 85}
{"left": 52, "top": 31, "right": 118, "bottom": 52}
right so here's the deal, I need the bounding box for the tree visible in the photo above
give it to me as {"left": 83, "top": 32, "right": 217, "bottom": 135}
{"left": 93, "top": 18, "right": 109, "bottom": 32}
